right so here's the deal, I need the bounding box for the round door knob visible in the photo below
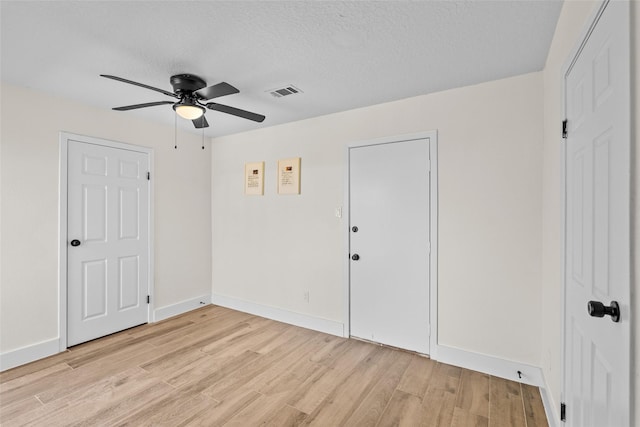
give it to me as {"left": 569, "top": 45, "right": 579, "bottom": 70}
{"left": 587, "top": 300, "right": 620, "bottom": 323}
{"left": 352, "top": 226, "right": 358, "bottom": 232}
{"left": 70, "top": 239, "right": 81, "bottom": 247}
{"left": 351, "top": 254, "right": 360, "bottom": 261}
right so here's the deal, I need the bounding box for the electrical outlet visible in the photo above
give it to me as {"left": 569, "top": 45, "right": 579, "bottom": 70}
{"left": 304, "top": 291, "right": 310, "bottom": 303}
{"left": 335, "top": 207, "right": 342, "bottom": 218}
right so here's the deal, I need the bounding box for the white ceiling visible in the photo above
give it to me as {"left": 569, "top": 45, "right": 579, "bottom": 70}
{"left": 1, "top": 1, "right": 563, "bottom": 138}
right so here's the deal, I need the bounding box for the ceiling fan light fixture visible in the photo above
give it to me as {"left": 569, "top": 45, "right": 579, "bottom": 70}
{"left": 173, "top": 102, "right": 205, "bottom": 120}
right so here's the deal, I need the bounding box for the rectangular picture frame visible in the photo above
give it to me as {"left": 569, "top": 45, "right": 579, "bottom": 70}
{"left": 244, "top": 161, "right": 265, "bottom": 195}
{"left": 277, "top": 157, "right": 301, "bottom": 195}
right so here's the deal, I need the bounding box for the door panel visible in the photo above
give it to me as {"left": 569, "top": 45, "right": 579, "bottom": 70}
{"left": 83, "top": 259, "right": 107, "bottom": 319}
{"left": 84, "top": 185, "right": 107, "bottom": 242}
{"left": 119, "top": 255, "right": 140, "bottom": 310}
{"left": 68, "top": 140, "right": 149, "bottom": 346}
{"left": 119, "top": 187, "right": 139, "bottom": 239}
{"left": 563, "top": 1, "right": 630, "bottom": 425}
{"left": 349, "top": 138, "right": 430, "bottom": 354}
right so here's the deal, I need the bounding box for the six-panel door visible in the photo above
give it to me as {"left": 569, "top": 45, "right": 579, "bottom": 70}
{"left": 67, "top": 140, "right": 150, "bottom": 346}
{"left": 563, "top": 1, "right": 630, "bottom": 425}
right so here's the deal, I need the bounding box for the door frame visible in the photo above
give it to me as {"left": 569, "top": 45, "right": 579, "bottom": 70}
{"left": 58, "top": 132, "right": 154, "bottom": 351}
{"left": 343, "top": 130, "right": 438, "bottom": 357}
{"left": 560, "top": 0, "right": 631, "bottom": 419}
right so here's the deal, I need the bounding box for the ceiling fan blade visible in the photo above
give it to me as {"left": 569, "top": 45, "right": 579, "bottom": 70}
{"left": 112, "top": 101, "right": 175, "bottom": 111}
{"left": 195, "top": 82, "right": 239, "bottom": 100}
{"left": 205, "top": 102, "right": 265, "bottom": 122}
{"left": 101, "top": 74, "right": 178, "bottom": 98}
{"left": 192, "top": 116, "right": 209, "bottom": 129}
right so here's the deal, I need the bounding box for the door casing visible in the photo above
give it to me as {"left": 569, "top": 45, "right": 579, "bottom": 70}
{"left": 58, "top": 132, "right": 154, "bottom": 351}
{"left": 343, "top": 130, "right": 438, "bottom": 357}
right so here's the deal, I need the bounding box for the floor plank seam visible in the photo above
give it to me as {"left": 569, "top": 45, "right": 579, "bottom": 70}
{"left": 373, "top": 387, "right": 398, "bottom": 427}
{"left": 488, "top": 375, "right": 492, "bottom": 427}
{"left": 161, "top": 378, "right": 179, "bottom": 389}
{"left": 520, "top": 383, "right": 529, "bottom": 427}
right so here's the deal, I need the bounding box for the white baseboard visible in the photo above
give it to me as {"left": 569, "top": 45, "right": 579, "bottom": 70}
{"left": 212, "top": 293, "right": 344, "bottom": 337}
{"left": 153, "top": 293, "right": 212, "bottom": 322}
{"left": 0, "top": 295, "right": 212, "bottom": 372}
{"left": 436, "top": 344, "right": 545, "bottom": 387}
{"left": 437, "top": 344, "right": 557, "bottom": 426}
{"left": 0, "top": 338, "right": 61, "bottom": 372}
{"left": 539, "top": 380, "right": 559, "bottom": 427}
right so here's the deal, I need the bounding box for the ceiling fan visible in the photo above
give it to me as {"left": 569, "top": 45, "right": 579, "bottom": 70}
{"left": 100, "top": 74, "right": 266, "bottom": 128}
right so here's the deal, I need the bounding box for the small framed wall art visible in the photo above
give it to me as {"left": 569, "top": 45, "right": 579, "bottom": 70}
{"left": 244, "top": 161, "right": 264, "bottom": 195}
{"left": 277, "top": 157, "right": 301, "bottom": 195}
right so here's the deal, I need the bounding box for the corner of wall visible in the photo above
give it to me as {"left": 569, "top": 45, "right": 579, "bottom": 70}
{"left": 153, "top": 293, "right": 212, "bottom": 322}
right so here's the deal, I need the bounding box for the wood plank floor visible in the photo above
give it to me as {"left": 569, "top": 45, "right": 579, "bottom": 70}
{"left": 0, "top": 305, "right": 548, "bottom": 426}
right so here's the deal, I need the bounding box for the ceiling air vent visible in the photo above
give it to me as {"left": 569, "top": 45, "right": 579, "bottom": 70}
{"left": 267, "top": 85, "right": 303, "bottom": 98}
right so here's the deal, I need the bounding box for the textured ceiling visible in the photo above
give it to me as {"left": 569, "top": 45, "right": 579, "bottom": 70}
{"left": 1, "top": 1, "right": 563, "bottom": 138}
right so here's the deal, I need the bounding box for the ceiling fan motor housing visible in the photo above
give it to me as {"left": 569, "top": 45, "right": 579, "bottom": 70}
{"left": 170, "top": 74, "right": 207, "bottom": 94}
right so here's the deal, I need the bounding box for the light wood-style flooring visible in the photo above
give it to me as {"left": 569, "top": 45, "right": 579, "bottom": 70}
{"left": 0, "top": 305, "right": 548, "bottom": 426}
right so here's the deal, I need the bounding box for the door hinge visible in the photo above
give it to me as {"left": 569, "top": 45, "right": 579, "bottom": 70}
{"left": 147, "top": 171, "right": 150, "bottom": 180}
{"left": 147, "top": 295, "right": 150, "bottom": 304}
{"left": 562, "top": 120, "right": 568, "bottom": 139}
{"left": 560, "top": 402, "right": 566, "bottom": 422}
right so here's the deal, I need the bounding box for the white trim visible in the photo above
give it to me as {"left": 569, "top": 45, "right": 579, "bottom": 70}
{"left": 153, "top": 294, "right": 212, "bottom": 322}
{"left": 0, "top": 338, "right": 60, "bottom": 372}
{"left": 58, "top": 132, "right": 154, "bottom": 350}
{"left": 540, "top": 382, "right": 560, "bottom": 427}
{"left": 436, "top": 345, "right": 545, "bottom": 387}
{"left": 148, "top": 150, "right": 156, "bottom": 327}
{"left": 342, "top": 147, "right": 351, "bottom": 337}
{"left": 561, "top": 0, "right": 611, "bottom": 77}
{"left": 429, "top": 133, "right": 439, "bottom": 359}
{"left": 438, "top": 342, "right": 558, "bottom": 427}
{"left": 344, "top": 130, "right": 439, "bottom": 356}
{"left": 212, "top": 293, "right": 344, "bottom": 337}
{"left": 58, "top": 137, "right": 69, "bottom": 352}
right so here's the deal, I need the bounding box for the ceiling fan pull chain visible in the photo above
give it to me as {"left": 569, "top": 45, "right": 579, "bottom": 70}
{"left": 202, "top": 127, "right": 205, "bottom": 150}
{"left": 174, "top": 113, "right": 178, "bottom": 150}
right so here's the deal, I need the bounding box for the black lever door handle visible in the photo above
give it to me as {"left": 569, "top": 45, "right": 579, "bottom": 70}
{"left": 70, "top": 239, "right": 81, "bottom": 247}
{"left": 351, "top": 254, "right": 360, "bottom": 261}
{"left": 587, "top": 300, "right": 620, "bottom": 322}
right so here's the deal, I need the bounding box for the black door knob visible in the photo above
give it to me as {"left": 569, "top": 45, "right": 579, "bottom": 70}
{"left": 351, "top": 254, "right": 360, "bottom": 261}
{"left": 587, "top": 300, "right": 620, "bottom": 323}
{"left": 352, "top": 226, "right": 358, "bottom": 232}
{"left": 70, "top": 239, "right": 81, "bottom": 247}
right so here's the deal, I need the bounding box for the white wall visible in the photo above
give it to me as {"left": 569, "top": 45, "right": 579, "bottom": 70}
{"left": 0, "top": 83, "right": 212, "bottom": 355}
{"left": 211, "top": 72, "right": 544, "bottom": 365}
{"left": 541, "top": 0, "right": 639, "bottom": 421}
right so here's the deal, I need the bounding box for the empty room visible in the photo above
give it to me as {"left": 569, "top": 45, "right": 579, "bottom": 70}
{"left": 0, "top": 1, "right": 638, "bottom": 426}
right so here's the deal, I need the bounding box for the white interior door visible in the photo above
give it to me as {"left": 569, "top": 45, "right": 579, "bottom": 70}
{"left": 349, "top": 138, "right": 431, "bottom": 354}
{"left": 563, "top": 1, "right": 630, "bottom": 426}
{"left": 67, "top": 140, "right": 150, "bottom": 346}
